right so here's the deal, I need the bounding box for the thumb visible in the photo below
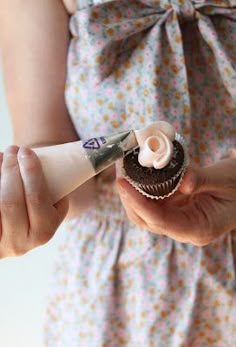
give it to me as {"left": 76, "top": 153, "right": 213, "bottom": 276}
{"left": 227, "top": 148, "right": 236, "bottom": 159}
{"left": 179, "top": 159, "right": 236, "bottom": 195}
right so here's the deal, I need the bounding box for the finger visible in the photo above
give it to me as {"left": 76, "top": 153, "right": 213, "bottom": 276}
{"left": 227, "top": 148, "right": 236, "bottom": 158}
{"left": 17, "top": 147, "right": 62, "bottom": 245}
{"left": 119, "top": 192, "right": 147, "bottom": 229}
{"left": 117, "top": 177, "right": 194, "bottom": 240}
{"left": 0, "top": 146, "right": 29, "bottom": 256}
{"left": 117, "top": 178, "right": 167, "bottom": 230}
{"left": 179, "top": 160, "right": 236, "bottom": 196}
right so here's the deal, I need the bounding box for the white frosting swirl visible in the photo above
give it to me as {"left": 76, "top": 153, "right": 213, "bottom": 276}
{"left": 134, "top": 121, "right": 175, "bottom": 169}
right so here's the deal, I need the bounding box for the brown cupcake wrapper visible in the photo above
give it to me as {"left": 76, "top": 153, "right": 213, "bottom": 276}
{"left": 123, "top": 132, "right": 188, "bottom": 200}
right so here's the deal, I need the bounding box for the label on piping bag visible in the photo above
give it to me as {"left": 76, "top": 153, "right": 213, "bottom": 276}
{"left": 82, "top": 130, "right": 137, "bottom": 174}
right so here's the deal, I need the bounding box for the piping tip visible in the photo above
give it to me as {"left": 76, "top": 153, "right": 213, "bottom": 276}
{"left": 82, "top": 130, "right": 138, "bottom": 174}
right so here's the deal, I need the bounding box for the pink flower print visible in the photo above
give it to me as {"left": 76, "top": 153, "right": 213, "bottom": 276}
{"left": 158, "top": 279, "right": 167, "bottom": 291}
{"left": 170, "top": 107, "right": 179, "bottom": 117}
{"left": 119, "top": 80, "right": 126, "bottom": 89}
{"left": 100, "top": 65, "right": 107, "bottom": 74}
{"left": 96, "top": 39, "right": 105, "bottom": 48}
{"left": 92, "top": 76, "right": 100, "bottom": 87}
{"left": 201, "top": 309, "right": 212, "bottom": 320}
{"left": 156, "top": 320, "right": 167, "bottom": 331}
{"left": 166, "top": 14, "right": 172, "bottom": 25}
{"left": 204, "top": 86, "right": 212, "bottom": 96}
{"left": 80, "top": 11, "right": 89, "bottom": 21}
{"left": 170, "top": 78, "right": 178, "bottom": 88}
{"left": 205, "top": 131, "right": 212, "bottom": 139}
{"left": 145, "top": 50, "right": 151, "bottom": 58}
{"left": 195, "top": 72, "right": 203, "bottom": 84}
{"left": 121, "top": 22, "right": 131, "bottom": 31}
{"left": 214, "top": 110, "right": 221, "bottom": 119}
{"left": 126, "top": 8, "right": 134, "bottom": 18}
{"left": 172, "top": 121, "right": 181, "bottom": 131}
{"left": 111, "top": 113, "right": 117, "bottom": 120}
{"left": 99, "top": 125, "right": 108, "bottom": 133}
{"left": 208, "top": 29, "right": 217, "bottom": 40}
{"left": 90, "top": 23, "right": 102, "bottom": 34}
{"left": 80, "top": 89, "right": 88, "bottom": 99}
{"left": 218, "top": 49, "right": 227, "bottom": 60}
{"left": 105, "top": 87, "right": 114, "bottom": 98}
{"left": 209, "top": 140, "right": 216, "bottom": 149}
{"left": 156, "top": 106, "right": 164, "bottom": 119}
{"left": 109, "top": 13, "right": 117, "bottom": 21}
{"left": 205, "top": 157, "right": 213, "bottom": 165}
{"left": 137, "top": 102, "right": 142, "bottom": 109}
{"left": 209, "top": 97, "right": 217, "bottom": 107}
{"left": 88, "top": 103, "right": 96, "bottom": 113}
{"left": 172, "top": 56, "right": 179, "bottom": 65}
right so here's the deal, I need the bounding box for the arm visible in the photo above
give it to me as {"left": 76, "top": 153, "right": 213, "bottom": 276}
{"left": 0, "top": 0, "right": 78, "bottom": 146}
{"left": 0, "top": 0, "right": 95, "bottom": 220}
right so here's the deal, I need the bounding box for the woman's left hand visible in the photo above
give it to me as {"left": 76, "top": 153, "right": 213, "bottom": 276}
{"left": 116, "top": 154, "right": 236, "bottom": 246}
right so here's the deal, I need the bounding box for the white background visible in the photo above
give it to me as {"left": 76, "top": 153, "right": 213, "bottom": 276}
{"left": 0, "top": 66, "right": 63, "bottom": 347}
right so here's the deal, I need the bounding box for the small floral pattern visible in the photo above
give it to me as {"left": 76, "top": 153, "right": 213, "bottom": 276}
{"left": 45, "top": 1, "right": 236, "bottom": 346}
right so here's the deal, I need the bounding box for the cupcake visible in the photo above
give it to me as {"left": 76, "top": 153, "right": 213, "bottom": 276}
{"left": 123, "top": 121, "right": 187, "bottom": 199}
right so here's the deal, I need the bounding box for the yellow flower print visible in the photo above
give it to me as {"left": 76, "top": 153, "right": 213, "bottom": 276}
{"left": 139, "top": 116, "right": 145, "bottom": 123}
{"left": 152, "top": 78, "right": 160, "bottom": 87}
{"left": 116, "top": 92, "right": 124, "bottom": 100}
{"left": 111, "top": 120, "right": 120, "bottom": 128}
{"left": 128, "top": 105, "right": 134, "bottom": 113}
{"left": 79, "top": 73, "right": 86, "bottom": 82}
{"left": 108, "top": 102, "right": 114, "bottom": 110}
{"left": 97, "top": 98, "right": 104, "bottom": 106}
{"left": 175, "top": 35, "right": 182, "bottom": 44}
{"left": 114, "top": 69, "right": 122, "bottom": 79}
{"left": 121, "top": 113, "right": 127, "bottom": 120}
{"left": 95, "top": 55, "right": 103, "bottom": 63}
{"left": 171, "top": 64, "right": 179, "bottom": 74}
{"left": 107, "top": 27, "right": 115, "bottom": 36}
{"left": 126, "top": 84, "right": 132, "bottom": 91}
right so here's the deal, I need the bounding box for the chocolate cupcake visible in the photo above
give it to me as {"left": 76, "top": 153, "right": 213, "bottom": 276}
{"left": 123, "top": 122, "right": 187, "bottom": 199}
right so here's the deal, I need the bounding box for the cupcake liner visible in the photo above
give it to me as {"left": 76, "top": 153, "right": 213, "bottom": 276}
{"left": 123, "top": 132, "right": 188, "bottom": 200}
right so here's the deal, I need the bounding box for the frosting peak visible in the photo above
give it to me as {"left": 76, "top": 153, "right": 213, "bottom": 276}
{"left": 134, "top": 121, "right": 175, "bottom": 169}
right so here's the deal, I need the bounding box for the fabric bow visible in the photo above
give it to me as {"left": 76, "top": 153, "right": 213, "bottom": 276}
{"left": 70, "top": 0, "right": 236, "bottom": 146}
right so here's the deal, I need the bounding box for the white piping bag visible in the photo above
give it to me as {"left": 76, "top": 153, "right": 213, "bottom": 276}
{"left": 33, "top": 130, "right": 137, "bottom": 204}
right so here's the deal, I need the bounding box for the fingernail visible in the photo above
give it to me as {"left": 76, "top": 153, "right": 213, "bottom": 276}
{"left": 117, "top": 179, "right": 128, "bottom": 198}
{"left": 18, "top": 147, "right": 33, "bottom": 159}
{"left": 4, "top": 145, "right": 19, "bottom": 157}
{"left": 18, "top": 147, "right": 33, "bottom": 168}
{"left": 180, "top": 169, "right": 196, "bottom": 194}
{"left": 3, "top": 146, "right": 19, "bottom": 167}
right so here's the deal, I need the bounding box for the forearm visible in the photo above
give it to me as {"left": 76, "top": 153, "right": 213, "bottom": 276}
{"left": 0, "top": 0, "right": 78, "bottom": 146}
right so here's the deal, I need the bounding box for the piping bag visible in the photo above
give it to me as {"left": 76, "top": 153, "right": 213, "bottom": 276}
{"left": 33, "top": 130, "right": 137, "bottom": 204}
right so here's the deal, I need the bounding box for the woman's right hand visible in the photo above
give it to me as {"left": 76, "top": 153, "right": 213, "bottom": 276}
{"left": 0, "top": 146, "right": 69, "bottom": 258}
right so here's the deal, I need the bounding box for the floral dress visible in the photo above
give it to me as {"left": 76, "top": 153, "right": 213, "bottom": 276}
{"left": 45, "top": 1, "right": 236, "bottom": 346}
